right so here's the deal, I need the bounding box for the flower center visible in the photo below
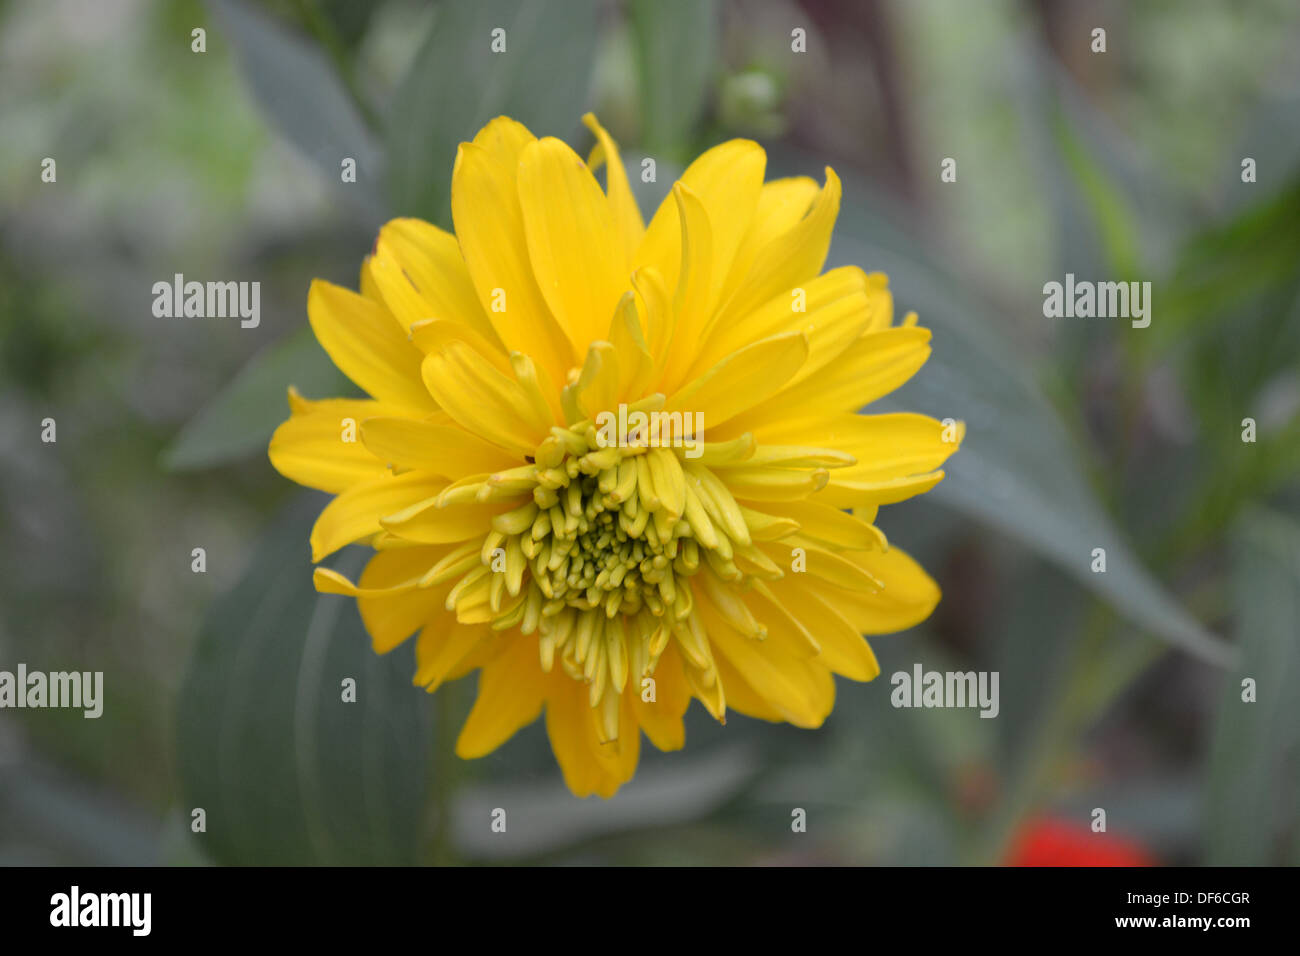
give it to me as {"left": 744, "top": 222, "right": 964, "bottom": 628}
{"left": 527, "top": 464, "right": 693, "bottom": 618}
{"left": 490, "top": 420, "right": 703, "bottom": 681}
{"left": 433, "top": 404, "right": 764, "bottom": 741}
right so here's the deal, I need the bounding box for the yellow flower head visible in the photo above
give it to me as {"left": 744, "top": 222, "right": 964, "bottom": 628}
{"left": 269, "top": 114, "right": 961, "bottom": 797}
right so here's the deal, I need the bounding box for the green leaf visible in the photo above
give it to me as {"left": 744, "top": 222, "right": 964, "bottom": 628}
{"left": 1205, "top": 510, "right": 1300, "bottom": 864}
{"left": 206, "top": 0, "right": 386, "bottom": 224}
{"left": 176, "top": 496, "right": 431, "bottom": 864}
{"left": 162, "top": 327, "right": 351, "bottom": 471}
{"left": 0, "top": 763, "right": 161, "bottom": 865}
{"left": 1221, "top": 86, "right": 1300, "bottom": 214}
{"left": 628, "top": 0, "right": 718, "bottom": 153}
{"left": 1053, "top": 114, "right": 1142, "bottom": 279}
{"left": 830, "top": 186, "right": 1234, "bottom": 667}
{"left": 386, "top": 0, "right": 599, "bottom": 227}
{"left": 1160, "top": 178, "right": 1300, "bottom": 435}
{"left": 451, "top": 745, "right": 756, "bottom": 861}
{"left": 1009, "top": 40, "right": 1183, "bottom": 278}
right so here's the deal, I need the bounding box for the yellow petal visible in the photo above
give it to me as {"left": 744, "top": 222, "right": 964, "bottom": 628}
{"left": 861, "top": 278, "right": 895, "bottom": 332}
{"left": 407, "top": 317, "right": 511, "bottom": 376}
{"left": 634, "top": 138, "right": 765, "bottom": 317}
{"left": 312, "top": 545, "right": 441, "bottom": 596}
{"left": 665, "top": 330, "right": 808, "bottom": 429}
{"left": 766, "top": 576, "right": 880, "bottom": 681}
{"left": 634, "top": 642, "right": 690, "bottom": 751}
{"left": 756, "top": 412, "right": 962, "bottom": 483}
{"left": 380, "top": 494, "right": 523, "bottom": 545}
{"left": 712, "top": 167, "right": 841, "bottom": 327}
{"left": 759, "top": 540, "right": 883, "bottom": 592}
{"left": 589, "top": 690, "right": 642, "bottom": 792}
{"left": 631, "top": 265, "right": 674, "bottom": 368}
{"left": 607, "top": 291, "right": 654, "bottom": 401}
{"left": 472, "top": 113, "right": 536, "bottom": 165}
{"left": 712, "top": 649, "right": 784, "bottom": 722}
{"left": 718, "top": 176, "right": 819, "bottom": 304}
{"left": 722, "top": 325, "right": 932, "bottom": 433}
{"left": 583, "top": 113, "right": 645, "bottom": 269}
{"left": 717, "top": 444, "right": 853, "bottom": 469}
{"left": 517, "top": 136, "right": 628, "bottom": 351}
{"left": 353, "top": 546, "right": 458, "bottom": 652}
{"left": 744, "top": 583, "right": 821, "bottom": 658}
{"left": 743, "top": 499, "right": 885, "bottom": 551}
{"left": 659, "top": 182, "right": 714, "bottom": 390}
{"left": 306, "top": 279, "right": 438, "bottom": 413}
{"left": 565, "top": 341, "right": 621, "bottom": 421}
{"left": 692, "top": 265, "right": 868, "bottom": 379}
{"left": 545, "top": 676, "right": 640, "bottom": 798}
{"left": 544, "top": 680, "right": 604, "bottom": 797}
{"left": 420, "top": 342, "right": 549, "bottom": 457}
{"left": 451, "top": 125, "right": 574, "bottom": 383}
{"left": 716, "top": 465, "right": 828, "bottom": 501}
{"left": 360, "top": 417, "right": 518, "bottom": 476}
{"left": 415, "top": 620, "right": 496, "bottom": 692}
{"left": 268, "top": 390, "right": 391, "bottom": 493}
{"left": 309, "top": 471, "right": 448, "bottom": 561}
{"left": 700, "top": 601, "right": 835, "bottom": 728}
{"left": 818, "top": 471, "right": 947, "bottom": 508}
{"left": 375, "top": 218, "right": 501, "bottom": 347}
{"left": 364, "top": 245, "right": 431, "bottom": 337}
{"left": 456, "top": 631, "right": 546, "bottom": 758}
{"left": 807, "top": 545, "right": 941, "bottom": 635}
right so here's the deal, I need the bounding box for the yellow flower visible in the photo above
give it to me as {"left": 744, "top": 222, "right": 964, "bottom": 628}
{"left": 269, "top": 113, "right": 961, "bottom": 798}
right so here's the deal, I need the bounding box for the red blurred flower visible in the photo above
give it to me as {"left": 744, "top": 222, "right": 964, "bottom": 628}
{"left": 1005, "top": 817, "right": 1154, "bottom": 867}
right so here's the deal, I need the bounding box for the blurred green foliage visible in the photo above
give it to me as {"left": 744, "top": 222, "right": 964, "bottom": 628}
{"left": 2, "top": 0, "right": 1298, "bottom": 866}
{"left": 176, "top": 498, "right": 431, "bottom": 865}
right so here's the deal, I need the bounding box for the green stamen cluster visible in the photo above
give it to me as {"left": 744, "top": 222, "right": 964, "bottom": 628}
{"left": 436, "top": 410, "right": 770, "bottom": 740}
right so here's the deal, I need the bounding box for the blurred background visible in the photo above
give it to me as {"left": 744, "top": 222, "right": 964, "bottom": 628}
{"left": 1, "top": 0, "right": 1298, "bottom": 866}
